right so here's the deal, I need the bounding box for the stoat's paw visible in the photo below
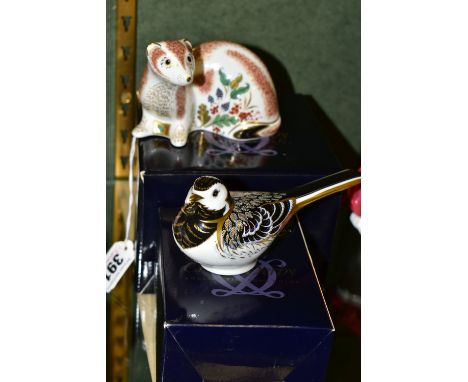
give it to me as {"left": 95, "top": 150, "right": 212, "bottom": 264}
{"left": 169, "top": 123, "right": 189, "bottom": 147}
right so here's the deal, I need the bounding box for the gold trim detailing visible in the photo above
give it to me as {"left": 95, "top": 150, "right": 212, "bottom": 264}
{"left": 153, "top": 120, "right": 171, "bottom": 136}
{"left": 189, "top": 193, "right": 202, "bottom": 203}
{"left": 295, "top": 177, "right": 361, "bottom": 211}
{"left": 216, "top": 202, "right": 235, "bottom": 250}
{"left": 232, "top": 120, "right": 278, "bottom": 139}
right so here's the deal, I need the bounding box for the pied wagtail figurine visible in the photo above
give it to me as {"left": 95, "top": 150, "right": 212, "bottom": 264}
{"left": 173, "top": 169, "right": 361, "bottom": 275}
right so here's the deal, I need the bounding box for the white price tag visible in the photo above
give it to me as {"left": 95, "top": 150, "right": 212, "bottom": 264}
{"left": 106, "top": 240, "right": 135, "bottom": 293}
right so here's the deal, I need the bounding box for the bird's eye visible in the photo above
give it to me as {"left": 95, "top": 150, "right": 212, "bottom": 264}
{"left": 187, "top": 55, "right": 192, "bottom": 63}
{"left": 212, "top": 189, "right": 219, "bottom": 197}
{"left": 165, "top": 59, "right": 171, "bottom": 65}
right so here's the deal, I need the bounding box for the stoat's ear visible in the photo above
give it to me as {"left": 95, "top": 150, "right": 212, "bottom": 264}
{"left": 147, "top": 42, "right": 164, "bottom": 70}
{"left": 147, "top": 42, "right": 162, "bottom": 55}
{"left": 181, "top": 39, "right": 192, "bottom": 50}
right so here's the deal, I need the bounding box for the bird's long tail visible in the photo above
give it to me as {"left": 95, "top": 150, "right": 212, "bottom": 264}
{"left": 286, "top": 169, "right": 361, "bottom": 210}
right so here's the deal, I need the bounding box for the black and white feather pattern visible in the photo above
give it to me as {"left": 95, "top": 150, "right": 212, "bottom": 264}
{"left": 221, "top": 192, "right": 294, "bottom": 259}
{"left": 173, "top": 201, "right": 224, "bottom": 249}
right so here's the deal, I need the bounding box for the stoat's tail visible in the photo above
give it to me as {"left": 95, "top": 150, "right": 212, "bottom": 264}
{"left": 287, "top": 169, "right": 361, "bottom": 210}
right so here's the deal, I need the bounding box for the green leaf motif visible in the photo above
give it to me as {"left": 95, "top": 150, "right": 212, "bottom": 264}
{"left": 212, "top": 114, "right": 238, "bottom": 127}
{"left": 229, "top": 74, "right": 243, "bottom": 89}
{"left": 230, "top": 83, "right": 250, "bottom": 99}
{"left": 197, "top": 104, "right": 210, "bottom": 125}
{"left": 219, "top": 69, "right": 231, "bottom": 86}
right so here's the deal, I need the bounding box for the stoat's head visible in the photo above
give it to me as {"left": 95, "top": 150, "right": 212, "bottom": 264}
{"left": 185, "top": 176, "right": 231, "bottom": 213}
{"left": 147, "top": 39, "right": 194, "bottom": 86}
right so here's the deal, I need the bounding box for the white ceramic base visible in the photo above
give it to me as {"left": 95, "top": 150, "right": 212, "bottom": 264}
{"left": 201, "top": 261, "right": 257, "bottom": 275}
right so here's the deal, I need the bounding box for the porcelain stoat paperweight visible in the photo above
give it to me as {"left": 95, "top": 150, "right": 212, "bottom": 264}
{"left": 133, "top": 39, "right": 281, "bottom": 147}
{"left": 173, "top": 169, "right": 361, "bottom": 275}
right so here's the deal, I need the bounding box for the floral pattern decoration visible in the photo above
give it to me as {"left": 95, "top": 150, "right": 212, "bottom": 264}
{"left": 197, "top": 68, "right": 260, "bottom": 134}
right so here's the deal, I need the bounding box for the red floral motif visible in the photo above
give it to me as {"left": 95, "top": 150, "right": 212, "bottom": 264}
{"left": 210, "top": 105, "right": 219, "bottom": 114}
{"left": 230, "top": 104, "right": 240, "bottom": 114}
{"left": 239, "top": 112, "right": 252, "bottom": 121}
{"left": 213, "top": 127, "right": 221, "bottom": 134}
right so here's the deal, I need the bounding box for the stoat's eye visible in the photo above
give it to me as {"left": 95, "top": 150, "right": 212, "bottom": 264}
{"left": 212, "top": 189, "right": 219, "bottom": 197}
{"left": 187, "top": 55, "right": 192, "bottom": 63}
{"left": 165, "top": 59, "right": 171, "bottom": 66}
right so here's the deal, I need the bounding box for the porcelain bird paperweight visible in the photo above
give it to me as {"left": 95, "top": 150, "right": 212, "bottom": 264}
{"left": 173, "top": 169, "right": 361, "bottom": 275}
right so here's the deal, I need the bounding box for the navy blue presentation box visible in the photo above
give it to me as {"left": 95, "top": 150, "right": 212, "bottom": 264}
{"left": 135, "top": 94, "right": 342, "bottom": 293}
{"left": 158, "top": 208, "right": 334, "bottom": 382}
